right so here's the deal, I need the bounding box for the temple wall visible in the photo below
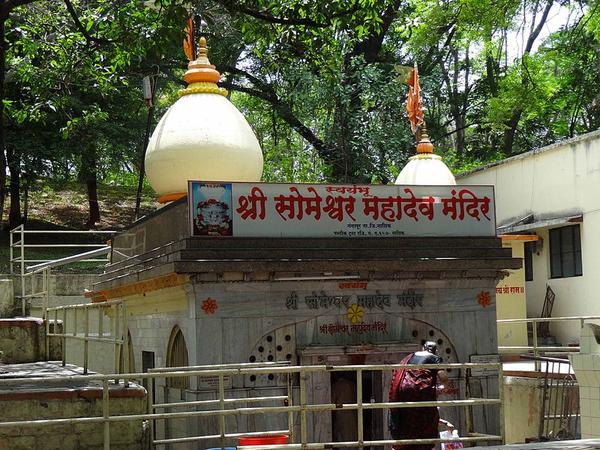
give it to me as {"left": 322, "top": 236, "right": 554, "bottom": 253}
{"left": 104, "top": 274, "right": 502, "bottom": 448}
{"left": 188, "top": 277, "right": 500, "bottom": 444}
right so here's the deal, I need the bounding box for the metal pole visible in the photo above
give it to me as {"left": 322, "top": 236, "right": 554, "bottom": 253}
{"left": 533, "top": 319, "right": 540, "bottom": 371}
{"left": 465, "top": 369, "right": 473, "bottom": 436}
{"left": 98, "top": 305, "right": 104, "bottom": 339}
{"left": 62, "top": 308, "right": 67, "bottom": 367}
{"left": 123, "top": 303, "right": 129, "bottom": 387}
{"left": 134, "top": 81, "right": 155, "bottom": 220}
{"left": 20, "top": 225, "right": 25, "bottom": 315}
{"left": 114, "top": 303, "right": 120, "bottom": 379}
{"left": 43, "top": 268, "right": 49, "bottom": 360}
{"left": 498, "top": 364, "right": 505, "bottom": 444}
{"left": 54, "top": 308, "right": 59, "bottom": 359}
{"left": 551, "top": 361, "right": 560, "bottom": 436}
{"left": 103, "top": 379, "right": 110, "bottom": 450}
{"left": 219, "top": 373, "right": 226, "bottom": 450}
{"left": 287, "top": 372, "right": 294, "bottom": 442}
{"left": 356, "top": 368, "right": 363, "bottom": 448}
{"left": 84, "top": 307, "right": 89, "bottom": 374}
{"left": 73, "top": 307, "right": 77, "bottom": 337}
{"left": 148, "top": 373, "right": 155, "bottom": 447}
{"left": 539, "top": 361, "right": 549, "bottom": 438}
{"left": 9, "top": 227, "right": 13, "bottom": 275}
{"left": 300, "top": 372, "right": 307, "bottom": 448}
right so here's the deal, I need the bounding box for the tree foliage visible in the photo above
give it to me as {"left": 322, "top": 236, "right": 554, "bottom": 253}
{"left": 1, "top": 0, "right": 599, "bottom": 228}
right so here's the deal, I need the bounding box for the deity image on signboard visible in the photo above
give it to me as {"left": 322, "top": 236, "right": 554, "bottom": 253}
{"left": 190, "top": 182, "right": 233, "bottom": 236}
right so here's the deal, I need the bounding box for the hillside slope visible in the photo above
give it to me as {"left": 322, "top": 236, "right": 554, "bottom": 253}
{"left": 0, "top": 182, "right": 159, "bottom": 273}
{"left": 4, "top": 181, "right": 159, "bottom": 231}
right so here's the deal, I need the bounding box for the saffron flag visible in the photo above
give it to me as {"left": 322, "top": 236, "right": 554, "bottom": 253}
{"left": 406, "top": 65, "right": 424, "bottom": 135}
{"left": 183, "top": 17, "right": 195, "bottom": 61}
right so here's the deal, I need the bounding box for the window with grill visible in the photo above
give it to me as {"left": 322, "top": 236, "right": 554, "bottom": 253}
{"left": 167, "top": 326, "right": 189, "bottom": 389}
{"left": 549, "top": 225, "right": 583, "bottom": 278}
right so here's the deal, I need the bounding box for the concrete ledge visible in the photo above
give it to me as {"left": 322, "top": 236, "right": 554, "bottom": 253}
{"left": 0, "top": 362, "right": 146, "bottom": 401}
{"left": 0, "top": 317, "right": 44, "bottom": 328}
{"left": 0, "top": 386, "right": 146, "bottom": 401}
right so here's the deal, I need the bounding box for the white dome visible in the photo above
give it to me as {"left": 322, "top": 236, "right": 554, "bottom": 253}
{"left": 145, "top": 92, "right": 263, "bottom": 198}
{"left": 395, "top": 153, "right": 456, "bottom": 185}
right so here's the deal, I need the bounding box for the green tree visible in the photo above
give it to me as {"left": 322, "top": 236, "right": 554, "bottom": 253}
{"left": 2, "top": 0, "right": 187, "bottom": 227}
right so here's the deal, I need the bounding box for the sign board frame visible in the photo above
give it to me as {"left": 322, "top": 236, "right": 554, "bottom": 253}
{"left": 187, "top": 181, "right": 496, "bottom": 238}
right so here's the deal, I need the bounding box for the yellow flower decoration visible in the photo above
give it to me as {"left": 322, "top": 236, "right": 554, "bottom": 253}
{"left": 346, "top": 304, "right": 364, "bottom": 324}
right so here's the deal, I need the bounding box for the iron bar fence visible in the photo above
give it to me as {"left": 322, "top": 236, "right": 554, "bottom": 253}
{"left": 9, "top": 224, "right": 113, "bottom": 315}
{"left": 522, "top": 355, "right": 580, "bottom": 441}
{"left": 44, "top": 299, "right": 127, "bottom": 375}
{"left": 0, "top": 361, "right": 503, "bottom": 450}
{"left": 497, "top": 316, "right": 600, "bottom": 363}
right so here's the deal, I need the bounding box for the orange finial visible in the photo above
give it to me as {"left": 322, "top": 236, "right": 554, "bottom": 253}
{"left": 197, "top": 37, "right": 209, "bottom": 61}
{"left": 183, "top": 36, "right": 221, "bottom": 84}
{"left": 416, "top": 123, "right": 434, "bottom": 154}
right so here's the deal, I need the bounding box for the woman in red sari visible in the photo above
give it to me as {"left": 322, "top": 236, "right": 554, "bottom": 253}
{"left": 388, "top": 341, "right": 449, "bottom": 450}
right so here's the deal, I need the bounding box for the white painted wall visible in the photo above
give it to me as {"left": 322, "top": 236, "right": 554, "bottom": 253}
{"left": 459, "top": 130, "right": 600, "bottom": 344}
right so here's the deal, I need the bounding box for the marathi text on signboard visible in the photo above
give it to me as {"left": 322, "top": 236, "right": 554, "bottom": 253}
{"left": 188, "top": 181, "right": 496, "bottom": 238}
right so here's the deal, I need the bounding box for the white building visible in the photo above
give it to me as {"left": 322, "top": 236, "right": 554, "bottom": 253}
{"left": 459, "top": 130, "right": 600, "bottom": 345}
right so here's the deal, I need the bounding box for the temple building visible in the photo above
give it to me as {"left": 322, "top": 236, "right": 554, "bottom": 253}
{"left": 80, "top": 38, "right": 520, "bottom": 446}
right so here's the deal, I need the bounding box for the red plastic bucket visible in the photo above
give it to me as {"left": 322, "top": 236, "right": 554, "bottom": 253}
{"left": 238, "top": 435, "right": 289, "bottom": 446}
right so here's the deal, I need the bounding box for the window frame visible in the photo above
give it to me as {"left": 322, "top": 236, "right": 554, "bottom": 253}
{"left": 549, "top": 224, "right": 583, "bottom": 279}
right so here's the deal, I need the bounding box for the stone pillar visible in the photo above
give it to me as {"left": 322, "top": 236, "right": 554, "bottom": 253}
{"left": 570, "top": 323, "right": 600, "bottom": 438}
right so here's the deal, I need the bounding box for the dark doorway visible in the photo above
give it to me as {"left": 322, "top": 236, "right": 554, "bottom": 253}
{"left": 331, "top": 371, "right": 383, "bottom": 450}
{"left": 141, "top": 350, "right": 155, "bottom": 391}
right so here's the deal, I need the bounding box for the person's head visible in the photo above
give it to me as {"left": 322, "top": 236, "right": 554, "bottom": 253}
{"left": 423, "top": 341, "right": 438, "bottom": 355}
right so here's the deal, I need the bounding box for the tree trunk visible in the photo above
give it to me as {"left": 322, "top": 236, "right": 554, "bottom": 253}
{"left": 330, "top": 83, "right": 353, "bottom": 182}
{"left": 485, "top": 52, "right": 498, "bottom": 97}
{"left": 502, "top": 111, "right": 521, "bottom": 155}
{"left": 0, "top": 19, "right": 6, "bottom": 227}
{"left": 6, "top": 145, "right": 21, "bottom": 228}
{"left": 86, "top": 175, "right": 100, "bottom": 227}
{"left": 81, "top": 146, "right": 100, "bottom": 227}
{"left": 502, "top": 0, "right": 552, "bottom": 155}
{"left": 22, "top": 175, "right": 29, "bottom": 223}
{"left": 0, "top": 2, "right": 40, "bottom": 226}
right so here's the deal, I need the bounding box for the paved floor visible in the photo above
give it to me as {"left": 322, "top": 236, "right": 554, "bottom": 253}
{"left": 469, "top": 440, "right": 600, "bottom": 449}
{"left": 0, "top": 361, "right": 144, "bottom": 398}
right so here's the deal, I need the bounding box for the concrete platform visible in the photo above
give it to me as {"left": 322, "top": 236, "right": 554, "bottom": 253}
{"left": 0, "top": 361, "right": 145, "bottom": 400}
{"left": 0, "top": 362, "right": 148, "bottom": 449}
{"left": 470, "top": 439, "right": 600, "bottom": 449}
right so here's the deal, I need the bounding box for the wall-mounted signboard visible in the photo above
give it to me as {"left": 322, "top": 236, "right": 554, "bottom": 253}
{"left": 188, "top": 181, "right": 496, "bottom": 238}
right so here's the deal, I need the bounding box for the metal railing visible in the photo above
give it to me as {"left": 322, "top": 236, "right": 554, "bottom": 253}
{"left": 0, "top": 360, "right": 504, "bottom": 450}
{"left": 497, "top": 316, "right": 600, "bottom": 359}
{"left": 532, "top": 355, "right": 580, "bottom": 440}
{"left": 45, "top": 299, "right": 127, "bottom": 375}
{"left": 9, "top": 225, "right": 113, "bottom": 315}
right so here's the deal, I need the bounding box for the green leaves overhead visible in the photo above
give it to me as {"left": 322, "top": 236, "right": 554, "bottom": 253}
{"left": 2, "top": 0, "right": 600, "bottom": 227}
